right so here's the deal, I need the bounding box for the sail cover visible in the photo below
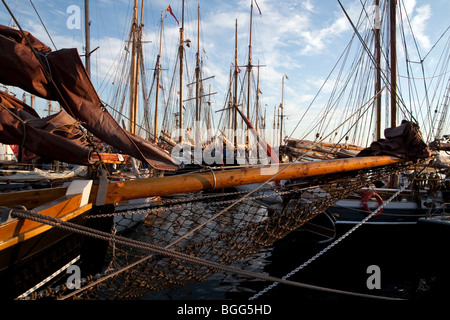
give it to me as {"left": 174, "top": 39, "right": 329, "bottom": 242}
{"left": 0, "top": 25, "right": 176, "bottom": 171}
{"left": 0, "top": 91, "right": 93, "bottom": 165}
{"left": 357, "top": 120, "right": 432, "bottom": 161}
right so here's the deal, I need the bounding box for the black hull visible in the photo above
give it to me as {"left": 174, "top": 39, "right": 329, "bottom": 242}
{"left": 0, "top": 215, "right": 86, "bottom": 299}
{"left": 0, "top": 205, "right": 114, "bottom": 300}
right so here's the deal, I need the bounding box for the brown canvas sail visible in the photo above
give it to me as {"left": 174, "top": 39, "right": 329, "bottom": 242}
{"left": 0, "top": 91, "right": 93, "bottom": 165}
{"left": 0, "top": 25, "right": 176, "bottom": 171}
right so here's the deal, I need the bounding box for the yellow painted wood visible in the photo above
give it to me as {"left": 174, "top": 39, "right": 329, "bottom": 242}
{"left": 0, "top": 194, "right": 92, "bottom": 251}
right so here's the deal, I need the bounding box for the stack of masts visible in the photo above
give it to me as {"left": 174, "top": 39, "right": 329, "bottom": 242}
{"left": 219, "top": 0, "right": 268, "bottom": 160}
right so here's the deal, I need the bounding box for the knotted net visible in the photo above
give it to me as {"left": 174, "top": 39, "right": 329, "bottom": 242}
{"left": 48, "top": 161, "right": 406, "bottom": 300}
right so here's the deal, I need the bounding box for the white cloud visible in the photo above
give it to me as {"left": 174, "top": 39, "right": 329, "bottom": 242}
{"left": 410, "top": 4, "right": 432, "bottom": 50}
{"left": 302, "top": 0, "right": 315, "bottom": 13}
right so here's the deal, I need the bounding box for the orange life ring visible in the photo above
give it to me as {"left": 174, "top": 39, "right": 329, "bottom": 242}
{"left": 361, "top": 191, "right": 383, "bottom": 218}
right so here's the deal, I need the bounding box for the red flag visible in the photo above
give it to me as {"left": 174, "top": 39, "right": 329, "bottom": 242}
{"left": 166, "top": 5, "right": 179, "bottom": 25}
{"left": 259, "top": 89, "right": 263, "bottom": 94}
{"left": 158, "top": 84, "right": 164, "bottom": 90}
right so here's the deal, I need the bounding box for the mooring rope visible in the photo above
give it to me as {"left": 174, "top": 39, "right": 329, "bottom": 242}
{"left": 6, "top": 206, "right": 405, "bottom": 301}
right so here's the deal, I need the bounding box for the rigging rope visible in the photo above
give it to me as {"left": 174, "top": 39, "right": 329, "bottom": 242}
{"left": 28, "top": 0, "right": 57, "bottom": 50}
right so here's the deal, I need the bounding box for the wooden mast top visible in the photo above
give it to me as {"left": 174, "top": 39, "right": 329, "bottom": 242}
{"left": 154, "top": 11, "right": 164, "bottom": 143}
{"left": 84, "top": 0, "right": 90, "bottom": 78}
{"left": 390, "top": 0, "right": 397, "bottom": 128}
{"left": 246, "top": 0, "right": 253, "bottom": 149}
{"left": 129, "top": 0, "right": 138, "bottom": 135}
{"left": 178, "top": 0, "right": 185, "bottom": 142}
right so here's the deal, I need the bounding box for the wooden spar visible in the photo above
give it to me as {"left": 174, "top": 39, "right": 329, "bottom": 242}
{"left": 179, "top": 0, "right": 185, "bottom": 142}
{"left": 90, "top": 155, "right": 403, "bottom": 204}
{"left": 374, "top": 0, "right": 381, "bottom": 140}
{"left": 390, "top": 0, "right": 397, "bottom": 128}
{"left": 91, "top": 152, "right": 130, "bottom": 164}
{"left": 286, "top": 140, "right": 364, "bottom": 152}
{"left": 84, "top": 0, "right": 90, "bottom": 77}
{"left": 233, "top": 19, "right": 238, "bottom": 149}
{"left": 433, "top": 142, "right": 450, "bottom": 151}
{"left": 0, "top": 156, "right": 404, "bottom": 210}
{"left": 195, "top": 3, "right": 200, "bottom": 122}
{"left": 280, "top": 74, "right": 286, "bottom": 146}
{"left": 129, "top": 0, "right": 138, "bottom": 134}
{"left": 246, "top": 0, "right": 253, "bottom": 148}
{"left": 154, "top": 12, "right": 163, "bottom": 142}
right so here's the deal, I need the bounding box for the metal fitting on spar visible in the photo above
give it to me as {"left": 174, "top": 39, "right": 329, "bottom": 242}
{"left": 221, "top": 304, "right": 271, "bottom": 315}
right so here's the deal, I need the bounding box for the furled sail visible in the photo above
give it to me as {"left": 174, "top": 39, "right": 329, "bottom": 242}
{"left": 0, "top": 25, "right": 176, "bottom": 171}
{"left": 0, "top": 91, "right": 92, "bottom": 165}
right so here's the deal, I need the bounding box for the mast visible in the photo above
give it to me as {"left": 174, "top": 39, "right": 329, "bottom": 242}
{"left": 134, "top": 0, "right": 144, "bottom": 133}
{"left": 195, "top": 3, "right": 200, "bottom": 122}
{"left": 280, "top": 75, "right": 286, "bottom": 146}
{"left": 84, "top": 0, "right": 90, "bottom": 78}
{"left": 246, "top": 0, "right": 253, "bottom": 148}
{"left": 129, "top": 0, "right": 139, "bottom": 134}
{"left": 255, "top": 62, "right": 260, "bottom": 134}
{"left": 390, "top": 0, "right": 397, "bottom": 128}
{"left": 233, "top": 19, "right": 238, "bottom": 149}
{"left": 154, "top": 11, "right": 164, "bottom": 142}
{"left": 273, "top": 105, "right": 276, "bottom": 146}
{"left": 255, "top": 62, "right": 261, "bottom": 159}
{"left": 374, "top": 0, "right": 382, "bottom": 140}
{"left": 207, "top": 84, "right": 211, "bottom": 130}
{"left": 179, "top": 0, "right": 185, "bottom": 142}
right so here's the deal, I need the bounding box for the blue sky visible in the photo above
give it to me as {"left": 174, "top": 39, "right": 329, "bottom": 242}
{"left": 1, "top": 0, "right": 449, "bottom": 145}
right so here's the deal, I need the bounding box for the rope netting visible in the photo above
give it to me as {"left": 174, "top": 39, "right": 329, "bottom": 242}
{"left": 19, "top": 161, "right": 404, "bottom": 300}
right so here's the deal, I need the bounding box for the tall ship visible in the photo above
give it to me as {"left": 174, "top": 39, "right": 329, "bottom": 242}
{"left": 0, "top": 0, "right": 448, "bottom": 300}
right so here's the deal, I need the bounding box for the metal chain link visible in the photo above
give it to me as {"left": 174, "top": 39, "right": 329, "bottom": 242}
{"left": 249, "top": 177, "right": 413, "bottom": 300}
{"left": 87, "top": 186, "right": 304, "bottom": 219}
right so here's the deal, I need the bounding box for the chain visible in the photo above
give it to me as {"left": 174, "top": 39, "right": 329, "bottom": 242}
{"left": 87, "top": 186, "right": 304, "bottom": 219}
{"left": 249, "top": 174, "right": 414, "bottom": 300}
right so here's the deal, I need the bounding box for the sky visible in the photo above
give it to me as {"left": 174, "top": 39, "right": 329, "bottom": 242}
{"left": 0, "top": 0, "right": 449, "bottom": 145}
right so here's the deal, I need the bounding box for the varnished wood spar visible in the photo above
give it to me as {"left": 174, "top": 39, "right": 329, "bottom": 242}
{"left": 437, "top": 143, "right": 450, "bottom": 151}
{"left": 91, "top": 152, "right": 130, "bottom": 164}
{"left": 287, "top": 139, "right": 364, "bottom": 151}
{"left": 99, "top": 155, "right": 403, "bottom": 204}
